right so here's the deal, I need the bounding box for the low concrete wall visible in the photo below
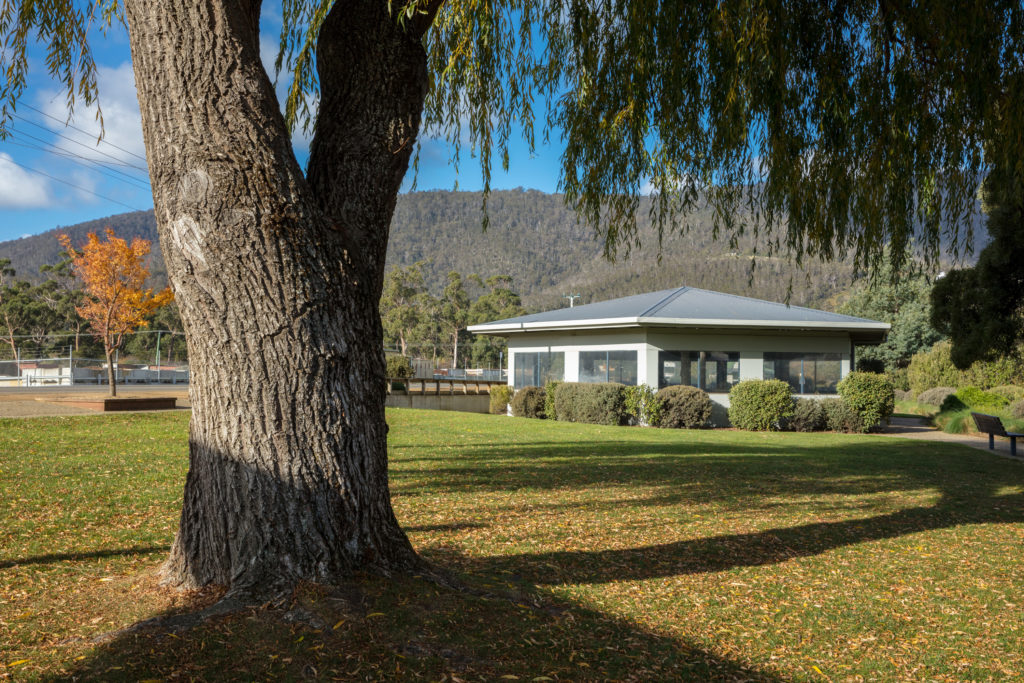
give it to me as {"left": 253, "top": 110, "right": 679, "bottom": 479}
{"left": 385, "top": 393, "right": 490, "bottom": 414}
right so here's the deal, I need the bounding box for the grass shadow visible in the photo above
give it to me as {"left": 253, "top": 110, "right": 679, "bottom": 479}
{"left": 52, "top": 572, "right": 785, "bottom": 681}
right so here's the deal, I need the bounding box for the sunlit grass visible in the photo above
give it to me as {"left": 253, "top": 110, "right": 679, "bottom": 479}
{"left": 2, "top": 410, "right": 1022, "bottom": 681}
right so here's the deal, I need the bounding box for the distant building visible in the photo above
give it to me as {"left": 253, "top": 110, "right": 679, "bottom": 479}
{"left": 469, "top": 286, "right": 890, "bottom": 423}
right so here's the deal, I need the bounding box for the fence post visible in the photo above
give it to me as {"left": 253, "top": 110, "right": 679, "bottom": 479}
{"left": 156, "top": 330, "right": 162, "bottom": 384}
{"left": 68, "top": 345, "right": 73, "bottom": 386}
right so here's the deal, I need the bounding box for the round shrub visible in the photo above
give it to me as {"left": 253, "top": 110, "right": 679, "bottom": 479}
{"left": 837, "top": 372, "right": 895, "bottom": 432}
{"left": 894, "top": 389, "right": 914, "bottom": 402}
{"left": 511, "top": 386, "right": 546, "bottom": 418}
{"left": 917, "top": 386, "right": 955, "bottom": 407}
{"left": 940, "top": 386, "right": 1009, "bottom": 413}
{"left": 656, "top": 385, "right": 712, "bottom": 429}
{"left": 821, "top": 398, "right": 865, "bottom": 433}
{"left": 990, "top": 385, "right": 1024, "bottom": 402}
{"left": 1011, "top": 399, "right": 1024, "bottom": 420}
{"left": 386, "top": 355, "right": 414, "bottom": 379}
{"left": 552, "top": 382, "right": 628, "bottom": 425}
{"left": 489, "top": 384, "right": 513, "bottom": 415}
{"left": 728, "top": 379, "right": 794, "bottom": 431}
{"left": 790, "top": 398, "right": 826, "bottom": 432}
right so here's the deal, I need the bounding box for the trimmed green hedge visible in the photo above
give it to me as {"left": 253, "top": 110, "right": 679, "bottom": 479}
{"left": 728, "top": 379, "right": 794, "bottom": 431}
{"left": 790, "top": 398, "right": 826, "bottom": 432}
{"left": 489, "top": 384, "right": 513, "bottom": 415}
{"left": 552, "top": 382, "right": 628, "bottom": 425}
{"left": 821, "top": 398, "right": 864, "bottom": 433}
{"left": 656, "top": 385, "right": 712, "bottom": 429}
{"left": 837, "top": 371, "right": 895, "bottom": 432}
{"left": 511, "top": 386, "right": 546, "bottom": 418}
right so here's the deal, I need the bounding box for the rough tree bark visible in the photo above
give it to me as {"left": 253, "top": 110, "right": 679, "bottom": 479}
{"left": 105, "top": 345, "right": 117, "bottom": 397}
{"left": 124, "top": 0, "right": 431, "bottom": 596}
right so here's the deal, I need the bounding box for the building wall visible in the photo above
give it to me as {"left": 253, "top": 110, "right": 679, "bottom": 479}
{"left": 504, "top": 326, "right": 855, "bottom": 426}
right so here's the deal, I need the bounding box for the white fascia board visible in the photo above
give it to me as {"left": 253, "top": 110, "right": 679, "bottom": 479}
{"left": 638, "top": 316, "right": 891, "bottom": 331}
{"left": 469, "top": 316, "right": 890, "bottom": 335}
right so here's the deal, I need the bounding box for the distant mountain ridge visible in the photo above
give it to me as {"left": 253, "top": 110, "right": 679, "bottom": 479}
{"left": 0, "top": 189, "right": 987, "bottom": 312}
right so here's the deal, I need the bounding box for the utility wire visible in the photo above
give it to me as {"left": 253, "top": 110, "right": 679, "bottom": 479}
{"left": 1, "top": 157, "right": 145, "bottom": 212}
{"left": 20, "top": 103, "right": 148, "bottom": 162}
{"left": 6, "top": 126, "right": 150, "bottom": 184}
{"left": 2, "top": 136, "right": 151, "bottom": 191}
{"left": 11, "top": 113, "right": 149, "bottom": 174}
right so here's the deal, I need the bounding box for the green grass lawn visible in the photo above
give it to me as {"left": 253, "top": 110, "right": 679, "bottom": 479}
{"left": 2, "top": 409, "right": 1023, "bottom": 681}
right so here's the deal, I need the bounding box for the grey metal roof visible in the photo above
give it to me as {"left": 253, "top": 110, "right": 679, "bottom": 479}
{"left": 468, "top": 286, "right": 890, "bottom": 341}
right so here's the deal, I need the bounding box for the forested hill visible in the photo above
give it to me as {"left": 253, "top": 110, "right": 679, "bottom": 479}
{"left": 0, "top": 189, "right": 984, "bottom": 311}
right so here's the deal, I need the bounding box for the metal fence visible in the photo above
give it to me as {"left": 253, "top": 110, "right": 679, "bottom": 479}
{"left": 0, "top": 355, "right": 190, "bottom": 387}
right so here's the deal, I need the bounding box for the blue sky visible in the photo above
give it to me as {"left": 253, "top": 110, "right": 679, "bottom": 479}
{"left": 0, "top": 11, "right": 564, "bottom": 243}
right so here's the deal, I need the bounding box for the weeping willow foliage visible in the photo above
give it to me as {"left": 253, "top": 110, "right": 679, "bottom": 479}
{"left": 2, "top": 0, "right": 1022, "bottom": 274}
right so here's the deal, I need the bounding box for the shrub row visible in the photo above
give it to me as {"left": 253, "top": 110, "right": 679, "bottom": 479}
{"left": 489, "top": 384, "right": 513, "bottom": 415}
{"left": 907, "top": 341, "right": 1024, "bottom": 395}
{"left": 727, "top": 374, "right": 893, "bottom": 433}
{"left": 501, "top": 372, "right": 896, "bottom": 434}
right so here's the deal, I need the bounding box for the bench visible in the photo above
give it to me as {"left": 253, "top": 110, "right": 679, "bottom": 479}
{"left": 971, "top": 412, "right": 1024, "bottom": 457}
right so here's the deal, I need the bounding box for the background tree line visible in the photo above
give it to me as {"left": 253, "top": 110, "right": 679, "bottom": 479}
{"left": 381, "top": 263, "right": 525, "bottom": 369}
{"left": 0, "top": 253, "right": 183, "bottom": 363}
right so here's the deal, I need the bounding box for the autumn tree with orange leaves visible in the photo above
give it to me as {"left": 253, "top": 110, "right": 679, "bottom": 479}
{"left": 59, "top": 229, "right": 173, "bottom": 397}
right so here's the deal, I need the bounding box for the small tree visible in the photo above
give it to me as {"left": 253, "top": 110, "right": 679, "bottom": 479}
{"left": 59, "top": 229, "right": 173, "bottom": 397}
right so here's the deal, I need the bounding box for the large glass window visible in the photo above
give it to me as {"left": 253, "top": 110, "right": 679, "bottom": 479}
{"left": 659, "top": 351, "right": 739, "bottom": 391}
{"left": 763, "top": 352, "right": 842, "bottom": 394}
{"left": 513, "top": 351, "right": 565, "bottom": 389}
{"left": 579, "top": 350, "right": 638, "bottom": 385}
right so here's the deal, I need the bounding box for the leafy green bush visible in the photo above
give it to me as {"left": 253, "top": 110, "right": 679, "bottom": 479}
{"left": 728, "top": 379, "right": 794, "bottom": 431}
{"left": 917, "top": 386, "right": 955, "bottom": 407}
{"left": 894, "top": 389, "right": 914, "bottom": 402}
{"left": 511, "top": 386, "right": 546, "bottom": 418}
{"left": 544, "top": 380, "right": 562, "bottom": 419}
{"left": 489, "top": 384, "right": 513, "bottom": 415}
{"left": 990, "top": 385, "right": 1024, "bottom": 402}
{"left": 887, "top": 367, "right": 910, "bottom": 392}
{"left": 940, "top": 386, "right": 1009, "bottom": 413}
{"left": 386, "top": 355, "right": 414, "bottom": 379}
{"left": 655, "top": 385, "right": 711, "bottom": 429}
{"left": 553, "top": 382, "right": 628, "bottom": 426}
{"left": 624, "top": 385, "right": 663, "bottom": 426}
{"left": 821, "top": 398, "right": 865, "bottom": 433}
{"left": 1011, "top": 400, "right": 1024, "bottom": 420}
{"left": 790, "top": 398, "right": 826, "bottom": 432}
{"left": 907, "top": 341, "right": 1024, "bottom": 394}
{"left": 837, "top": 372, "right": 895, "bottom": 432}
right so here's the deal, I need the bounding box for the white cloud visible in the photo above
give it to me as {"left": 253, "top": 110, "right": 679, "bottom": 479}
{"left": 36, "top": 62, "right": 147, "bottom": 166}
{"left": 68, "top": 168, "right": 100, "bottom": 203}
{"left": 0, "top": 153, "right": 51, "bottom": 208}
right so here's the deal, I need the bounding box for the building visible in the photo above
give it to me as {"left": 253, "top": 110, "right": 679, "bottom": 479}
{"left": 468, "top": 286, "right": 890, "bottom": 423}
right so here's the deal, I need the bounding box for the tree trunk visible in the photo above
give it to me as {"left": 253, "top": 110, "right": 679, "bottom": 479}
{"left": 105, "top": 346, "right": 117, "bottom": 397}
{"left": 125, "top": 0, "right": 429, "bottom": 596}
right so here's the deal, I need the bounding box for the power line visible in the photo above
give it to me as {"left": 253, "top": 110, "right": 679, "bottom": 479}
{"left": 6, "top": 126, "right": 150, "bottom": 184}
{"left": 2, "top": 136, "right": 151, "bottom": 192}
{"left": 1, "top": 156, "right": 145, "bottom": 212}
{"left": 20, "top": 102, "right": 148, "bottom": 162}
{"left": 11, "top": 113, "right": 150, "bottom": 174}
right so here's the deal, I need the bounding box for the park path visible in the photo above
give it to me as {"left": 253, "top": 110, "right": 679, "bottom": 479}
{"left": 880, "top": 416, "right": 1023, "bottom": 462}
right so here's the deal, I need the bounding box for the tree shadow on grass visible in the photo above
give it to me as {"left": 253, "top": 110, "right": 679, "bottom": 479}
{"left": 391, "top": 436, "right": 1024, "bottom": 515}
{"left": 50, "top": 572, "right": 783, "bottom": 681}
{"left": 424, "top": 486, "right": 1024, "bottom": 585}
{"left": 0, "top": 545, "right": 169, "bottom": 570}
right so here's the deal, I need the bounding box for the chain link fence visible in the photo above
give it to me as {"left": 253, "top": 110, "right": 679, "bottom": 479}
{"left": 0, "top": 330, "right": 189, "bottom": 387}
